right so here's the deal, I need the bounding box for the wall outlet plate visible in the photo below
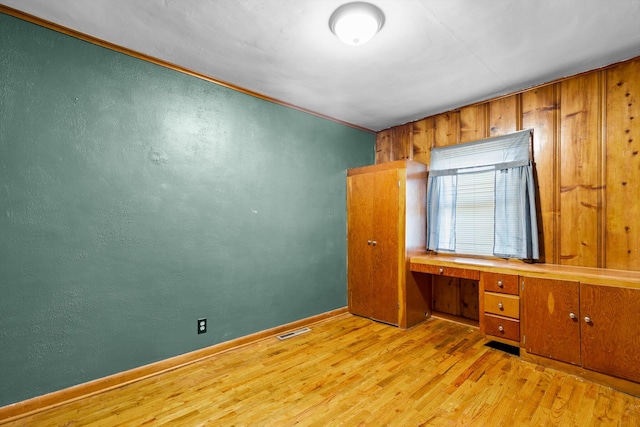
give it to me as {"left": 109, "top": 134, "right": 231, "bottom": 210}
{"left": 197, "top": 318, "right": 207, "bottom": 334}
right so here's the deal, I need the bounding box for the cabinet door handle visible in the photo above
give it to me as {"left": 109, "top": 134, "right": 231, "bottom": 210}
{"left": 367, "top": 240, "right": 372, "bottom": 245}
{"left": 497, "top": 280, "right": 503, "bottom": 288}
{"left": 569, "top": 312, "right": 576, "bottom": 319}
{"left": 584, "top": 316, "right": 592, "bottom": 324}
{"left": 497, "top": 302, "right": 504, "bottom": 310}
{"left": 372, "top": 240, "right": 377, "bottom": 246}
{"left": 498, "top": 325, "right": 504, "bottom": 332}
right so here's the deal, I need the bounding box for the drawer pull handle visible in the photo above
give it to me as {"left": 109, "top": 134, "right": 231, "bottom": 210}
{"left": 497, "top": 302, "right": 503, "bottom": 310}
{"left": 372, "top": 240, "right": 377, "bottom": 246}
{"left": 367, "top": 240, "right": 372, "bottom": 245}
{"left": 569, "top": 312, "right": 576, "bottom": 319}
{"left": 584, "top": 316, "right": 592, "bottom": 324}
{"left": 497, "top": 280, "right": 503, "bottom": 288}
{"left": 498, "top": 325, "right": 504, "bottom": 332}
{"left": 438, "top": 268, "right": 444, "bottom": 274}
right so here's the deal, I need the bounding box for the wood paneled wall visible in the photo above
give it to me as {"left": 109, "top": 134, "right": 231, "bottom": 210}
{"left": 377, "top": 57, "right": 640, "bottom": 271}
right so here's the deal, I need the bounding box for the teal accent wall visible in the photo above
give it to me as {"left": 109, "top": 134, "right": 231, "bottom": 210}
{"left": 0, "top": 13, "right": 374, "bottom": 407}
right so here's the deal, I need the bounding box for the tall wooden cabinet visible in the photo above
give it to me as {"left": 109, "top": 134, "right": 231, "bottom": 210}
{"left": 347, "top": 160, "right": 430, "bottom": 328}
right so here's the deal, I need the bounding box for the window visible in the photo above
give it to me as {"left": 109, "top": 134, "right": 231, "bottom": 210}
{"left": 426, "top": 130, "right": 539, "bottom": 260}
{"left": 455, "top": 169, "right": 494, "bottom": 256}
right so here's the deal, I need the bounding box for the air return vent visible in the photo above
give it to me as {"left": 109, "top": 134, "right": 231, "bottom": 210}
{"left": 277, "top": 327, "right": 311, "bottom": 341}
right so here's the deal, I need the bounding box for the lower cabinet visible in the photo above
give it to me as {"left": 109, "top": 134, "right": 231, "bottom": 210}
{"left": 523, "top": 277, "right": 640, "bottom": 383}
{"left": 580, "top": 283, "right": 640, "bottom": 383}
{"left": 484, "top": 313, "right": 520, "bottom": 342}
{"left": 522, "top": 277, "right": 581, "bottom": 365}
{"left": 480, "top": 272, "right": 520, "bottom": 344}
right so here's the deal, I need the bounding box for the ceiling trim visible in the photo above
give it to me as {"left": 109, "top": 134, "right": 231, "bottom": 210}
{"left": 0, "top": 5, "right": 375, "bottom": 134}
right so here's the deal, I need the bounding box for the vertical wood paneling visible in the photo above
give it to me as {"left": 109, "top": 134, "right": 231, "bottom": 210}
{"left": 392, "top": 123, "right": 412, "bottom": 160}
{"left": 432, "top": 277, "right": 479, "bottom": 321}
{"left": 489, "top": 95, "right": 519, "bottom": 136}
{"left": 376, "top": 56, "right": 640, "bottom": 272}
{"left": 460, "top": 104, "right": 488, "bottom": 143}
{"left": 375, "top": 129, "right": 393, "bottom": 163}
{"left": 412, "top": 117, "right": 435, "bottom": 165}
{"left": 459, "top": 279, "right": 479, "bottom": 320}
{"left": 605, "top": 61, "right": 640, "bottom": 270}
{"left": 434, "top": 111, "right": 460, "bottom": 147}
{"left": 559, "top": 73, "right": 602, "bottom": 267}
{"left": 432, "top": 276, "right": 461, "bottom": 315}
{"left": 522, "top": 85, "right": 559, "bottom": 263}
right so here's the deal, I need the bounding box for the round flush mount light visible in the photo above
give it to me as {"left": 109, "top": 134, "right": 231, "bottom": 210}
{"left": 329, "top": 2, "right": 385, "bottom": 46}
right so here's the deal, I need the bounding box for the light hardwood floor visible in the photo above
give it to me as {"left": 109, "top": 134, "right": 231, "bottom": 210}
{"left": 3, "top": 314, "right": 640, "bottom": 426}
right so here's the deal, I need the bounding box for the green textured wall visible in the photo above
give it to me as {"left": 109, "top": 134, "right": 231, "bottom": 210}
{"left": 0, "top": 13, "right": 374, "bottom": 407}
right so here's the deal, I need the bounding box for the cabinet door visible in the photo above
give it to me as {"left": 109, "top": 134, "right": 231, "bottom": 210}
{"left": 347, "top": 173, "right": 375, "bottom": 318}
{"left": 580, "top": 283, "right": 640, "bottom": 383}
{"left": 370, "top": 168, "right": 400, "bottom": 324}
{"left": 523, "top": 277, "right": 581, "bottom": 365}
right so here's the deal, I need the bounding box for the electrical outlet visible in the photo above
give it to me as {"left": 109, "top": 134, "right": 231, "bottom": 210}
{"left": 197, "top": 318, "right": 207, "bottom": 334}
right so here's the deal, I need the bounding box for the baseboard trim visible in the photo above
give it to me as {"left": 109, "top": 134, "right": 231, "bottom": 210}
{"left": 0, "top": 307, "right": 349, "bottom": 424}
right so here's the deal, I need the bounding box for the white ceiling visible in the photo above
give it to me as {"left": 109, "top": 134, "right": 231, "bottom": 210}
{"left": 3, "top": 0, "right": 640, "bottom": 131}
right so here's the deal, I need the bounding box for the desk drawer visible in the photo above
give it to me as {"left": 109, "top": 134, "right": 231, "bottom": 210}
{"left": 484, "top": 314, "right": 520, "bottom": 342}
{"left": 484, "top": 292, "right": 520, "bottom": 319}
{"left": 482, "top": 272, "right": 519, "bottom": 295}
{"left": 414, "top": 264, "right": 480, "bottom": 280}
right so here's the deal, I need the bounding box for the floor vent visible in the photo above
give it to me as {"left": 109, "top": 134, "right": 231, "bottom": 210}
{"left": 277, "top": 327, "right": 311, "bottom": 341}
{"left": 485, "top": 340, "right": 520, "bottom": 356}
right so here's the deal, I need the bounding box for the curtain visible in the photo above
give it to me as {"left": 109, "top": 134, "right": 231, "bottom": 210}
{"left": 426, "top": 129, "right": 539, "bottom": 260}
{"left": 493, "top": 163, "right": 539, "bottom": 259}
{"left": 427, "top": 174, "right": 457, "bottom": 251}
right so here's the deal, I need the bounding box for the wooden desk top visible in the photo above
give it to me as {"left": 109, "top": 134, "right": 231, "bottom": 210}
{"left": 410, "top": 254, "right": 640, "bottom": 288}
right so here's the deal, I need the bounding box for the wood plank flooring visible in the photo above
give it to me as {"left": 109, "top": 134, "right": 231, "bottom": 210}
{"left": 3, "top": 314, "right": 640, "bottom": 426}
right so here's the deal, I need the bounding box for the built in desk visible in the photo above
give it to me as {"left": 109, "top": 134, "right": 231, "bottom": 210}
{"left": 409, "top": 254, "right": 640, "bottom": 396}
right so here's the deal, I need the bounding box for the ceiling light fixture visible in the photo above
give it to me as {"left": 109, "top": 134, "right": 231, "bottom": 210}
{"left": 329, "top": 2, "right": 385, "bottom": 46}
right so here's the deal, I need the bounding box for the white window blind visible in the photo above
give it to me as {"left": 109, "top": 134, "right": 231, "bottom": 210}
{"left": 455, "top": 170, "right": 495, "bottom": 256}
